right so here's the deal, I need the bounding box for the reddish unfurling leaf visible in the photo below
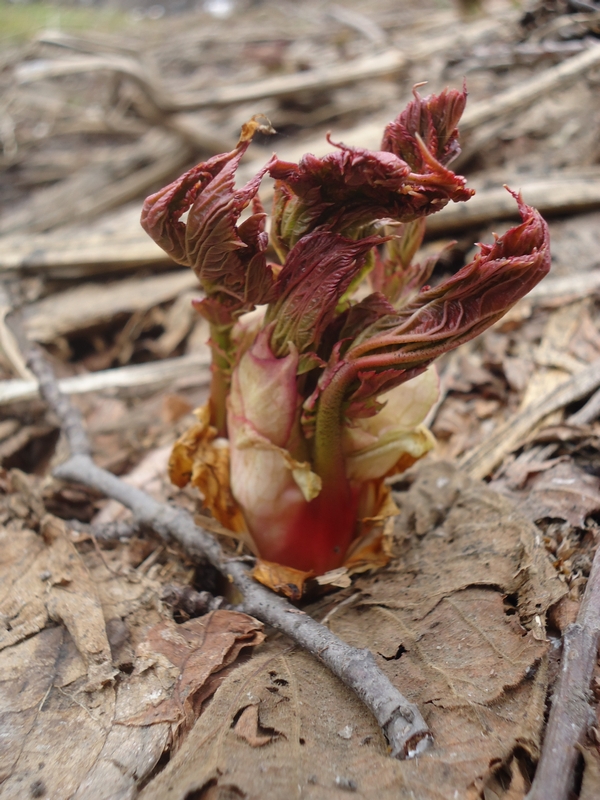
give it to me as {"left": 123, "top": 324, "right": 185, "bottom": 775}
{"left": 265, "top": 231, "right": 383, "bottom": 357}
{"left": 141, "top": 133, "right": 276, "bottom": 325}
{"left": 381, "top": 84, "right": 467, "bottom": 170}
{"left": 342, "top": 192, "right": 550, "bottom": 405}
{"left": 269, "top": 132, "right": 472, "bottom": 257}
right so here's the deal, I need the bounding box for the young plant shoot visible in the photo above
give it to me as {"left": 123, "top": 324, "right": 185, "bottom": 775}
{"left": 142, "top": 88, "right": 550, "bottom": 586}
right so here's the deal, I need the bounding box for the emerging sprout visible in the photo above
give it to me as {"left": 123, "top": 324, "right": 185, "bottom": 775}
{"left": 142, "top": 91, "right": 550, "bottom": 582}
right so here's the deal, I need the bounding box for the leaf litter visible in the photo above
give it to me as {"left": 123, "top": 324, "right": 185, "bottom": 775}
{"left": 0, "top": 472, "right": 265, "bottom": 799}
{"left": 4, "top": 0, "right": 600, "bottom": 796}
{"left": 136, "top": 461, "right": 564, "bottom": 800}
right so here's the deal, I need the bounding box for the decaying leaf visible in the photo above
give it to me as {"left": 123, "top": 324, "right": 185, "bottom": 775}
{"left": 233, "top": 703, "right": 280, "bottom": 747}
{"left": 0, "top": 498, "right": 264, "bottom": 798}
{"left": 251, "top": 559, "right": 314, "bottom": 600}
{"left": 121, "top": 610, "right": 265, "bottom": 738}
{"left": 0, "top": 515, "right": 117, "bottom": 690}
{"left": 169, "top": 404, "right": 249, "bottom": 537}
{"left": 0, "top": 514, "right": 171, "bottom": 798}
{"left": 499, "top": 459, "right": 600, "bottom": 528}
{"left": 138, "top": 461, "right": 565, "bottom": 800}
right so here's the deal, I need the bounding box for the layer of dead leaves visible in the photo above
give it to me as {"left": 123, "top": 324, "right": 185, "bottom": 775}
{"left": 3, "top": 0, "right": 600, "bottom": 798}
{"left": 0, "top": 461, "right": 570, "bottom": 800}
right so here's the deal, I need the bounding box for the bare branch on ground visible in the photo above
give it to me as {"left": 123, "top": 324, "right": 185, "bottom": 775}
{"left": 526, "top": 534, "right": 600, "bottom": 800}
{"left": 0, "top": 351, "right": 210, "bottom": 406}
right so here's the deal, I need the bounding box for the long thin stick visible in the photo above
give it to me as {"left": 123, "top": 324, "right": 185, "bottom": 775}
{"left": 525, "top": 542, "right": 600, "bottom": 800}
{"left": 459, "top": 43, "right": 600, "bottom": 134}
{"left": 25, "top": 339, "right": 431, "bottom": 759}
{"left": 0, "top": 351, "right": 210, "bottom": 406}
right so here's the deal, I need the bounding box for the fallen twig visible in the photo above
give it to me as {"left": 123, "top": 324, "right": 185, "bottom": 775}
{"left": 568, "top": 385, "right": 600, "bottom": 425}
{"left": 0, "top": 351, "right": 210, "bottom": 406}
{"left": 0, "top": 129, "right": 192, "bottom": 236}
{"left": 23, "top": 270, "right": 198, "bottom": 344}
{"left": 0, "top": 203, "right": 168, "bottom": 278}
{"left": 328, "top": 5, "right": 387, "bottom": 46}
{"left": 26, "top": 345, "right": 90, "bottom": 457}
{"left": 22, "top": 334, "right": 432, "bottom": 759}
{"left": 490, "top": 379, "right": 600, "bottom": 488}
{"left": 525, "top": 533, "right": 600, "bottom": 800}
{"left": 454, "top": 43, "right": 600, "bottom": 165}
{"left": 459, "top": 43, "right": 600, "bottom": 135}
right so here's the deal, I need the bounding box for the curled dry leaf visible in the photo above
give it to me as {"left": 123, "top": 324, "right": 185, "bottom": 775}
{"left": 169, "top": 404, "right": 248, "bottom": 538}
{"left": 121, "top": 610, "right": 265, "bottom": 739}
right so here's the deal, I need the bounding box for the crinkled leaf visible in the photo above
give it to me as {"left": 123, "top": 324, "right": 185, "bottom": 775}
{"left": 348, "top": 193, "right": 550, "bottom": 382}
{"left": 382, "top": 85, "right": 467, "bottom": 170}
{"left": 269, "top": 136, "right": 472, "bottom": 256}
{"left": 265, "top": 231, "right": 382, "bottom": 357}
{"left": 141, "top": 135, "right": 276, "bottom": 324}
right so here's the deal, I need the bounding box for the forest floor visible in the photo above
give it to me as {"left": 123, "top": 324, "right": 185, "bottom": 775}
{"left": 3, "top": 1, "right": 600, "bottom": 798}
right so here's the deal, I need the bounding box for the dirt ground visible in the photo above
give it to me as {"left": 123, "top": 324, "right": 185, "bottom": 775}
{"left": 3, "top": 1, "right": 600, "bottom": 798}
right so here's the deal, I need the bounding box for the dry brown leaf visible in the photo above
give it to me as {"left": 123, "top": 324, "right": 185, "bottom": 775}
{"left": 499, "top": 460, "right": 600, "bottom": 527}
{"left": 0, "top": 516, "right": 117, "bottom": 689}
{"left": 93, "top": 444, "right": 172, "bottom": 525}
{"left": 475, "top": 754, "right": 530, "bottom": 800}
{"left": 138, "top": 645, "right": 397, "bottom": 800}
{"left": 138, "top": 462, "right": 565, "bottom": 800}
{"left": 252, "top": 559, "right": 315, "bottom": 600}
{"left": 0, "top": 513, "right": 173, "bottom": 798}
{"left": 169, "top": 404, "right": 247, "bottom": 534}
{"left": 579, "top": 745, "right": 600, "bottom": 800}
{"left": 0, "top": 481, "right": 265, "bottom": 796}
{"left": 502, "top": 355, "right": 533, "bottom": 393}
{"left": 121, "top": 610, "right": 265, "bottom": 737}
